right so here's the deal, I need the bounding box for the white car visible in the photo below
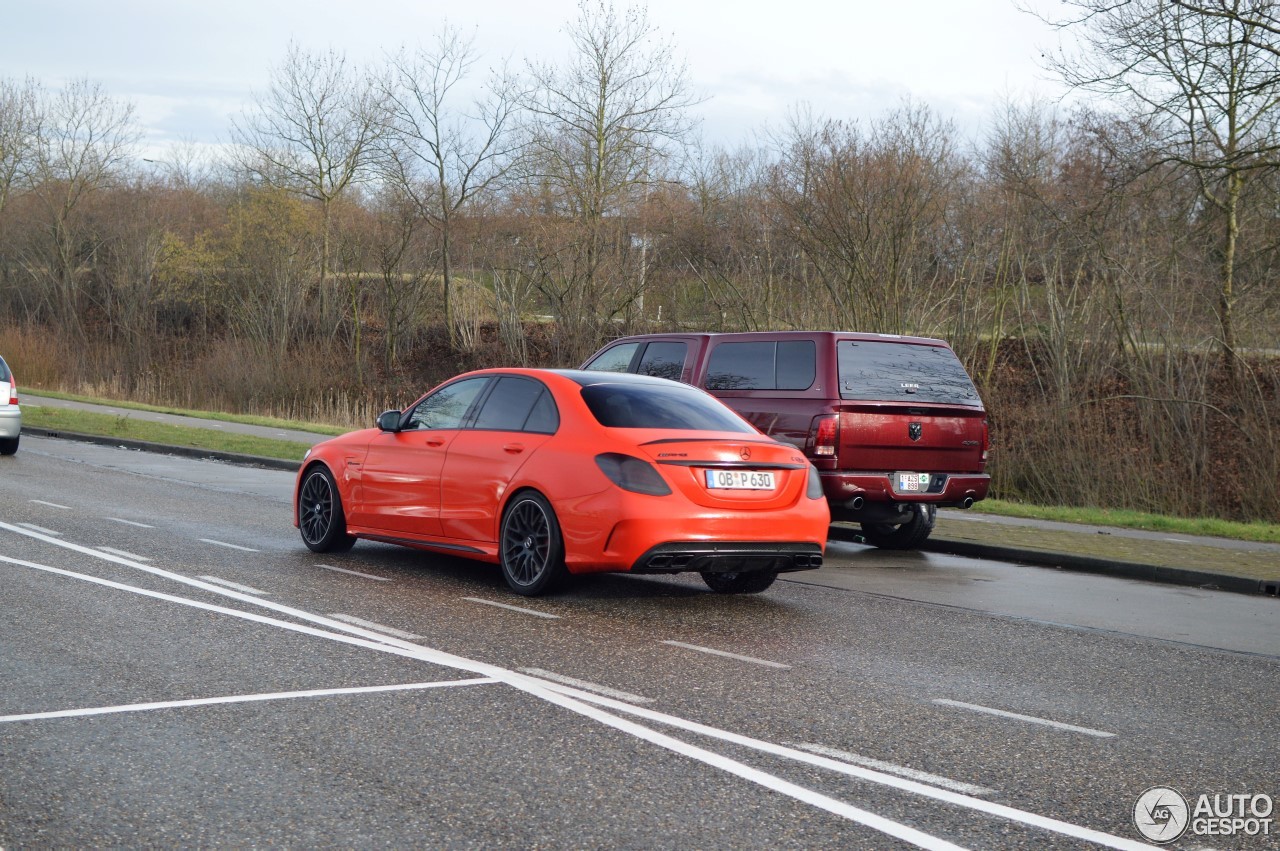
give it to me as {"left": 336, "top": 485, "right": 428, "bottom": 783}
{"left": 0, "top": 355, "right": 20, "bottom": 455}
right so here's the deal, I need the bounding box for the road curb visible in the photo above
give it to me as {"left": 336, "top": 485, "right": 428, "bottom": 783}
{"left": 829, "top": 526, "right": 1275, "bottom": 597}
{"left": 22, "top": 427, "right": 303, "bottom": 473}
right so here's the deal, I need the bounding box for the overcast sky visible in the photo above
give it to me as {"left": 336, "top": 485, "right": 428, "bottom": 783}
{"left": 2, "top": 0, "right": 1066, "bottom": 157}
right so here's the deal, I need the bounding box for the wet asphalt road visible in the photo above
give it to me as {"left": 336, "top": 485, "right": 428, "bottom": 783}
{"left": 1, "top": 437, "right": 1276, "bottom": 849}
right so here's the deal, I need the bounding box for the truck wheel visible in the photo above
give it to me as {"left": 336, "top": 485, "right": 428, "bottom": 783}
{"left": 860, "top": 505, "right": 936, "bottom": 550}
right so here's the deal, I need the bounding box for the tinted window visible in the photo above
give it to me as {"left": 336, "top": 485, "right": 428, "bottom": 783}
{"left": 405, "top": 377, "right": 489, "bottom": 429}
{"left": 523, "top": 390, "right": 559, "bottom": 434}
{"left": 838, "top": 341, "right": 981, "bottom": 406}
{"left": 584, "top": 342, "right": 639, "bottom": 373}
{"left": 777, "top": 341, "right": 816, "bottom": 390}
{"left": 472, "top": 377, "right": 549, "bottom": 432}
{"left": 581, "top": 384, "right": 755, "bottom": 432}
{"left": 0, "top": 357, "right": 9, "bottom": 381}
{"left": 704, "top": 340, "right": 815, "bottom": 391}
{"left": 635, "top": 341, "right": 687, "bottom": 381}
{"left": 705, "top": 342, "right": 774, "bottom": 390}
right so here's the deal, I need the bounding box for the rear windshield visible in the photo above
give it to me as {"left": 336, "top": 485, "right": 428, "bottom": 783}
{"left": 838, "top": 341, "right": 981, "bottom": 406}
{"left": 582, "top": 383, "right": 755, "bottom": 432}
{"left": 0, "top": 358, "right": 8, "bottom": 381}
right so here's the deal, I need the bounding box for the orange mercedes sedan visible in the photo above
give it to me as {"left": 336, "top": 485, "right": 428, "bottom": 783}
{"left": 294, "top": 369, "right": 829, "bottom": 596}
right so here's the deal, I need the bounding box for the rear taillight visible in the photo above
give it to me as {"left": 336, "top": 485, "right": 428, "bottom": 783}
{"left": 809, "top": 414, "right": 839, "bottom": 457}
{"left": 595, "top": 453, "right": 672, "bottom": 496}
{"left": 981, "top": 418, "right": 989, "bottom": 465}
{"left": 8, "top": 376, "right": 16, "bottom": 406}
{"left": 806, "top": 464, "right": 824, "bottom": 499}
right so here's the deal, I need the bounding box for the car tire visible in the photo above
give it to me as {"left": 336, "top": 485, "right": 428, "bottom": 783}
{"left": 0, "top": 435, "right": 17, "bottom": 455}
{"left": 700, "top": 570, "right": 778, "bottom": 594}
{"left": 298, "top": 466, "right": 356, "bottom": 553}
{"left": 499, "top": 492, "right": 567, "bottom": 596}
{"left": 860, "top": 504, "right": 936, "bottom": 550}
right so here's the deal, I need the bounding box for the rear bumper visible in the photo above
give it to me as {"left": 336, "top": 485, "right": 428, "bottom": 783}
{"left": 630, "top": 541, "right": 823, "bottom": 574}
{"left": 822, "top": 471, "right": 990, "bottom": 509}
{"left": 0, "top": 408, "right": 20, "bottom": 439}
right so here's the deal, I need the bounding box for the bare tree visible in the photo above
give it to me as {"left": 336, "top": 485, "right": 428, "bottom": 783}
{"left": 1038, "top": 0, "right": 1280, "bottom": 378}
{"left": 520, "top": 0, "right": 700, "bottom": 359}
{"left": 231, "top": 43, "right": 386, "bottom": 328}
{"left": 26, "top": 78, "right": 138, "bottom": 338}
{"left": 0, "top": 77, "right": 40, "bottom": 220}
{"left": 381, "top": 25, "right": 521, "bottom": 349}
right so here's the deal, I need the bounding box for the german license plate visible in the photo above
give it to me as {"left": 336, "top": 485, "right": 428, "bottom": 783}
{"left": 705, "top": 469, "right": 776, "bottom": 490}
{"left": 896, "top": 472, "right": 931, "bottom": 493}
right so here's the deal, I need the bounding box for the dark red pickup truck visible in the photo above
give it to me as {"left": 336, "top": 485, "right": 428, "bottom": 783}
{"left": 581, "top": 331, "right": 990, "bottom": 549}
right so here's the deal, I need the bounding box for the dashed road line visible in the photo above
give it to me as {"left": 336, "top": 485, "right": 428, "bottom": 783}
{"left": 97, "top": 546, "right": 151, "bottom": 562}
{"left": 791, "top": 743, "right": 996, "bottom": 796}
{"left": 462, "top": 597, "right": 561, "bottom": 619}
{"left": 16, "top": 523, "right": 61, "bottom": 537}
{"left": 198, "top": 575, "right": 268, "bottom": 595}
{"left": 520, "top": 668, "right": 653, "bottom": 705}
{"left": 660, "top": 640, "right": 790, "bottom": 669}
{"left": 932, "top": 699, "right": 1117, "bottom": 738}
{"left": 316, "top": 563, "right": 391, "bottom": 582}
{"left": 106, "top": 518, "right": 155, "bottom": 528}
{"left": 30, "top": 500, "right": 71, "bottom": 509}
{"left": 0, "top": 523, "right": 1155, "bottom": 851}
{"left": 0, "top": 679, "right": 499, "bottom": 724}
{"left": 198, "top": 538, "right": 259, "bottom": 553}
{"left": 328, "top": 614, "right": 423, "bottom": 641}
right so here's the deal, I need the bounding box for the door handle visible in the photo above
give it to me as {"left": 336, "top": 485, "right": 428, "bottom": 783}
{"left": 503, "top": 443, "right": 525, "bottom": 454}
{"left": 425, "top": 437, "right": 446, "bottom": 447}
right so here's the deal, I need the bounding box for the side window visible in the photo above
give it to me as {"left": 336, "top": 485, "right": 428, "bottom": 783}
{"left": 635, "top": 341, "right": 687, "bottom": 381}
{"left": 583, "top": 342, "right": 639, "bottom": 373}
{"left": 522, "top": 389, "right": 560, "bottom": 434}
{"left": 705, "top": 342, "right": 775, "bottom": 390}
{"left": 472, "top": 377, "right": 549, "bottom": 432}
{"left": 405, "top": 377, "right": 488, "bottom": 430}
{"left": 776, "top": 340, "right": 817, "bottom": 390}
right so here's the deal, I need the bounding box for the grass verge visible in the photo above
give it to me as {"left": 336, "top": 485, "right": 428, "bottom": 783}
{"left": 971, "top": 498, "right": 1280, "bottom": 545}
{"left": 23, "top": 390, "right": 347, "bottom": 436}
{"left": 22, "top": 406, "right": 314, "bottom": 462}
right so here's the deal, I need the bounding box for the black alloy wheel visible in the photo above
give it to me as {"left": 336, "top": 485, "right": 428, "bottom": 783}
{"left": 700, "top": 570, "right": 778, "bottom": 594}
{"left": 299, "top": 466, "right": 356, "bottom": 553}
{"left": 499, "top": 492, "right": 566, "bottom": 596}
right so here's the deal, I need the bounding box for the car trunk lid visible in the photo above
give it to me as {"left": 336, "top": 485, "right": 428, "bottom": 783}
{"left": 636, "top": 433, "right": 811, "bottom": 510}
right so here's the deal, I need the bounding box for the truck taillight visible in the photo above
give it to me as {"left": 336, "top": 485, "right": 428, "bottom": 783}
{"left": 810, "top": 414, "right": 839, "bottom": 457}
{"left": 981, "top": 419, "right": 989, "bottom": 463}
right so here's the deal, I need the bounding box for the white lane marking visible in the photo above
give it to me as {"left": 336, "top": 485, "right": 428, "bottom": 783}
{"left": 198, "top": 538, "right": 259, "bottom": 552}
{"left": 315, "top": 563, "right": 391, "bottom": 582}
{"left": 932, "top": 699, "right": 1117, "bottom": 739}
{"left": 1162, "top": 537, "right": 1191, "bottom": 544}
{"left": 327, "top": 613, "right": 422, "bottom": 641}
{"left": 462, "top": 597, "right": 560, "bottom": 619}
{"left": 106, "top": 518, "right": 155, "bottom": 528}
{"left": 0, "top": 679, "right": 498, "bottom": 724}
{"left": 0, "top": 548, "right": 964, "bottom": 851}
{"left": 660, "top": 640, "right": 790, "bottom": 669}
{"left": 198, "top": 575, "right": 268, "bottom": 596}
{"left": 531, "top": 683, "right": 1159, "bottom": 851}
{"left": 17, "top": 523, "right": 61, "bottom": 536}
{"left": 790, "top": 743, "right": 995, "bottom": 797}
{"left": 97, "top": 547, "right": 151, "bottom": 562}
{"left": 0, "top": 523, "right": 1157, "bottom": 851}
{"left": 519, "top": 668, "right": 653, "bottom": 705}
{"left": 30, "top": 500, "right": 71, "bottom": 509}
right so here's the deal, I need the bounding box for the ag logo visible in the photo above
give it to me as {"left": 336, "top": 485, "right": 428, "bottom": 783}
{"left": 1134, "top": 786, "right": 1189, "bottom": 843}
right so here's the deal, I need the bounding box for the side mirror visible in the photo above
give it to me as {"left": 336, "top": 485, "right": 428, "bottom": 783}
{"left": 377, "top": 410, "right": 403, "bottom": 432}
